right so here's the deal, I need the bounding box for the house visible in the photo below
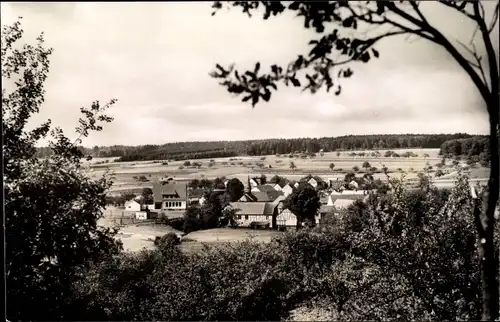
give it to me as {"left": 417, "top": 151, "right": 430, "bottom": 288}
{"left": 188, "top": 188, "right": 206, "bottom": 205}
{"left": 251, "top": 184, "right": 278, "bottom": 193}
{"left": 238, "top": 192, "right": 258, "bottom": 202}
{"left": 124, "top": 199, "right": 141, "bottom": 212}
{"left": 227, "top": 201, "right": 279, "bottom": 228}
{"left": 249, "top": 178, "right": 260, "bottom": 188}
{"left": 326, "top": 190, "right": 367, "bottom": 206}
{"left": 152, "top": 181, "right": 188, "bottom": 211}
{"left": 275, "top": 203, "right": 321, "bottom": 230}
{"left": 272, "top": 183, "right": 283, "bottom": 191}
{"left": 281, "top": 184, "right": 294, "bottom": 197}
{"left": 135, "top": 211, "right": 148, "bottom": 220}
{"left": 308, "top": 178, "right": 318, "bottom": 188}
{"left": 349, "top": 180, "right": 359, "bottom": 190}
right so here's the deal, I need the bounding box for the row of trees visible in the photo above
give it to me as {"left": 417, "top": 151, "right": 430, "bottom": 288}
{"left": 36, "top": 133, "right": 482, "bottom": 161}
{"left": 439, "top": 136, "right": 496, "bottom": 164}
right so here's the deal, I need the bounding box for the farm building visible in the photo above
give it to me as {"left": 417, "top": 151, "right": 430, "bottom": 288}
{"left": 275, "top": 204, "right": 321, "bottom": 230}
{"left": 327, "top": 191, "right": 368, "bottom": 207}
{"left": 188, "top": 188, "right": 206, "bottom": 205}
{"left": 238, "top": 190, "right": 284, "bottom": 202}
{"left": 226, "top": 201, "right": 279, "bottom": 228}
{"left": 153, "top": 181, "right": 188, "bottom": 211}
{"left": 124, "top": 199, "right": 142, "bottom": 212}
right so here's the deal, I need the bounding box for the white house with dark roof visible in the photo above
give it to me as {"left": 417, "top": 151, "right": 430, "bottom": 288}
{"left": 153, "top": 181, "right": 188, "bottom": 211}
{"left": 124, "top": 199, "right": 141, "bottom": 212}
{"left": 275, "top": 203, "right": 321, "bottom": 230}
{"left": 226, "top": 201, "right": 278, "bottom": 228}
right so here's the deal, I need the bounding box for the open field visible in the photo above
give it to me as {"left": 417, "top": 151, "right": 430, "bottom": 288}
{"left": 84, "top": 148, "right": 475, "bottom": 193}
{"left": 99, "top": 207, "right": 281, "bottom": 252}
{"left": 180, "top": 228, "right": 282, "bottom": 252}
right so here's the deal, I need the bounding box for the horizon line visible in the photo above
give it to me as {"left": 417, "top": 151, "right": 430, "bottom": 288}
{"left": 36, "top": 132, "right": 487, "bottom": 149}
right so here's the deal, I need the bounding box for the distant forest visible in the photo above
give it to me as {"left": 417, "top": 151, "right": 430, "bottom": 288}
{"left": 35, "top": 133, "right": 490, "bottom": 162}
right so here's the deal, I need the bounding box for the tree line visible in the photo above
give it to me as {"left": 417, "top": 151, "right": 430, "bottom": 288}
{"left": 36, "top": 133, "right": 484, "bottom": 162}
{"left": 439, "top": 136, "right": 495, "bottom": 163}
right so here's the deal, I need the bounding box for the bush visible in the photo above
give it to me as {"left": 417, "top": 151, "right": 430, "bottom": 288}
{"left": 154, "top": 233, "right": 181, "bottom": 248}
{"left": 52, "top": 173, "right": 500, "bottom": 321}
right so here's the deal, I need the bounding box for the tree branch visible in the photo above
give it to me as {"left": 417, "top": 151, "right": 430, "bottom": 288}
{"left": 437, "top": 0, "right": 476, "bottom": 21}
{"left": 487, "top": 2, "right": 499, "bottom": 34}
{"left": 388, "top": 2, "right": 491, "bottom": 104}
{"left": 410, "top": 1, "right": 429, "bottom": 25}
{"left": 474, "top": 1, "right": 499, "bottom": 97}
{"left": 456, "top": 40, "right": 488, "bottom": 86}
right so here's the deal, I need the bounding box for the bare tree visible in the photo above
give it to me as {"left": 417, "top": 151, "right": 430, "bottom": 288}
{"left": 210, "top": 2, "right": 499, "bottom": 319}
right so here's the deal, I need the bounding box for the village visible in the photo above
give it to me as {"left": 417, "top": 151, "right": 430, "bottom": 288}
{"left": 120, "top": 173, "right": 375, "bottom": 231}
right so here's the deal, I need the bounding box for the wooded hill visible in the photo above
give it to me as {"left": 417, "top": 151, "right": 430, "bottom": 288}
{"left": 36, "top": 133, "right": 487, "bottom": 162}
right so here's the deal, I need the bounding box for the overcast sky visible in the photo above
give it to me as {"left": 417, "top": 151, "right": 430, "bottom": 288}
{"left": 1, "top": 2, "right": 498, "bottom": 146}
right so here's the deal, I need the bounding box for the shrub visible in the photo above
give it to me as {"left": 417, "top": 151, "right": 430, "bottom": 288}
{"left": 154, "top": 233, "right": 181, "bottom": 248}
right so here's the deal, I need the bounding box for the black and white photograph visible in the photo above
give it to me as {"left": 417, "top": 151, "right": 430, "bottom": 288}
{"left": 2, "top": 1, "right": 499, "bottom": 321}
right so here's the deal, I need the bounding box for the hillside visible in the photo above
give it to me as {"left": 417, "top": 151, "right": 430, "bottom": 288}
{"left": 35, "top": 133, "right": 486, "bottom": 162}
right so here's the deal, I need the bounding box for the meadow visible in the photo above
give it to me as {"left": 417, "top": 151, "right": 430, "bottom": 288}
{"left": 88, "top": 148, "right": 453, "bottom": 193}
{"left": 94, "top": 147, "right": 490, "bottom": 252}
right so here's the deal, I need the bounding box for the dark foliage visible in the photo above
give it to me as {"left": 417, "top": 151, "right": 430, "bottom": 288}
{"left": 38, "top": 133, "right": 479, "bottom": 161}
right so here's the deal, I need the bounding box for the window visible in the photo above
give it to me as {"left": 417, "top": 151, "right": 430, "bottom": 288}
{"left": 237, "top": 215, "right": 241, "bottom": 220}
{"left": 266, "top": 216, "right": 269, "bottom": 220}
{"left": 245, "top": 215, "right": 249, "bottom": 220}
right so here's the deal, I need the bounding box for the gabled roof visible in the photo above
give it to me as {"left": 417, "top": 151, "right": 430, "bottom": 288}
{"left": 153, "top": 182, "right": 187, "bottom": 202}
{"left": 252, "top": 190, "right": 284, "bottom": 202}
{"left": 252, "top": 191, "right": 273, "bottom": 202}
{"left": 273, "top": 182, "right": 287, "bottom": 188}
{"left": 229, "top": 201, "right": 278, "bottom": 215}
{"left": 229, "top": 202, "right": 266, "bottom": 215}
{"left": 255, "top": 184, "right": 279, "bottom": 193}
{"left": 188, "top": 188, "right": 206, "bottom": 199}
{"left": 239, "top": 192, "right": 258, "bottom": 202}
{"left": 271, "top": 195, "right": 286, "bottom": 206}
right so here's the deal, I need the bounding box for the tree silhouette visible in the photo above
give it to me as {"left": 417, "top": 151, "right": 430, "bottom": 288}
{"left": 362, "top": 161, "right": 371, "bottom": 172}
{"left": 210, "top": 2, "right": 499, "bottom": 318}
{"left": 3, "top": 20, "right": 120, "bottom": 320}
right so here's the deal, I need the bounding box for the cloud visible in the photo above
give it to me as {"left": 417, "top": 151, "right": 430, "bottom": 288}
{"left": 1, "top": 2, "right": 494, "bottom": 146}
